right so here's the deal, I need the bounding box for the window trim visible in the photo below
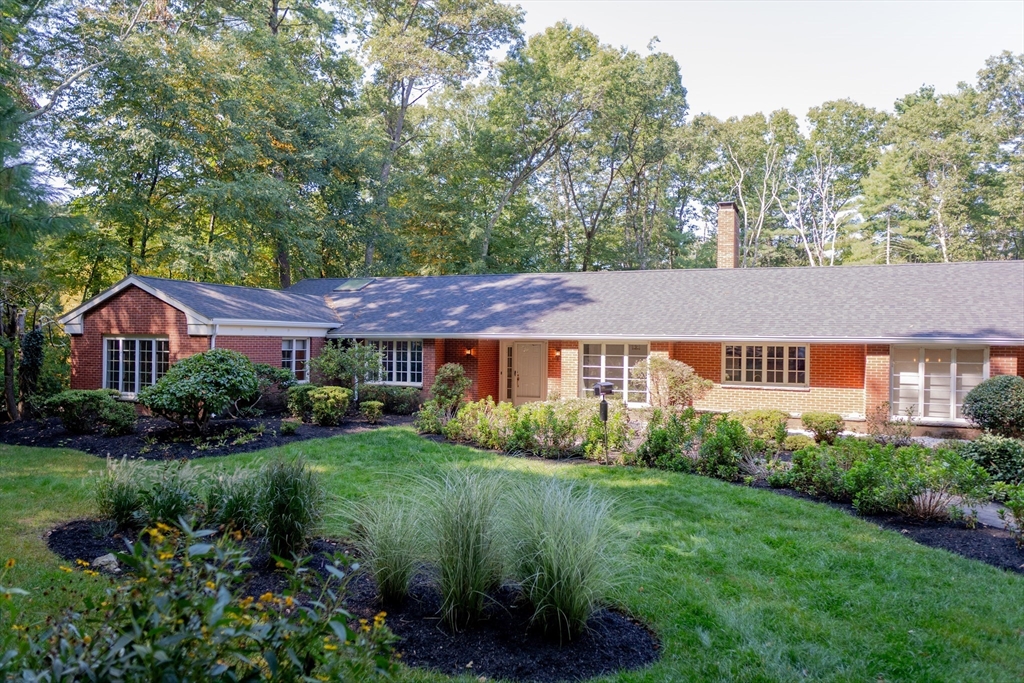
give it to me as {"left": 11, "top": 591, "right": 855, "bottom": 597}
{"left": 103, "top": 335, "right": 170, "bottom": 399}
{"left": 366, "top": 339, "right": 424, "bottom": 387}
{"left": 577, "top": 340, "right": 651, "bottom": 406}
{"left": 889, "top": 345, "right": 989, "bottom": 424}
{"left": 281, "top": 338, "right": 310, "bottom": 384}
{"left": 720, "top": 342, "right": 810, "bottom": 389}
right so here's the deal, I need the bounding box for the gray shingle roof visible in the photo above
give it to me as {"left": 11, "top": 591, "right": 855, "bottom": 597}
{"left": 289, "top": 261, "right": 1024, "bottom": 343}
{"left": 133, "top": 276, "right": 338, "bottom": 324}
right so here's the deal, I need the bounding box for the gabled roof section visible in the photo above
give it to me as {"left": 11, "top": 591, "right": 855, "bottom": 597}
{"left": 316, "top": 261, "right": 1024, "bottom": 344}
{"left": 59, "top": 275, "right": 340, "bottom": 335}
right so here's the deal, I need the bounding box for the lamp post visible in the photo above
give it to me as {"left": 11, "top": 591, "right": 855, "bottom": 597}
{"left": 592, "top": 382, "right": 614, "bottom": 465}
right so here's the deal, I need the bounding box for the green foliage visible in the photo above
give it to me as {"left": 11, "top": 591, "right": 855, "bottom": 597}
{"left": 992, "top": 482, "right": 1024, "bottom": 548}
{"left": 507, "top": 479, "right": 622, "bottom": 641}
{"left": 311, "top": 343, "right": 383, "bottom": 394}
{"left": 309, "top": 386, "right": 353, "bottom": 426}
{"left": 962, "top": 375, "right": 1024, "bottom": 438}
{"left": 358, "top": 384, "right": 421, "bottom": 415}
{"left": 629, "top": 356, "right": 713, "bottom": 408}
{"left": 17, "top": 328, "right": 43, "bottom": 413}
{"left": 1, "top": 524, "right": 395, "bottom": 681}
{"left": 733, "top": 409, "right": 790, "bottom": 448}
{"left": 430, "top": 363, "right": 472, "bottom": 418}
{"left": 420, "top": 468, "right": 504, "bottom": 630}
{"left": 138, "top": 349, "right": 259, "bottom": 434}
{"left": 960, "top": 434, "right": 1024, "bottom": 484}
{"left": 413, "top": 399, "right": 446, "bottom": 434}
{"left": 783, "top": 434, "right": 816, "bottom": 452}
{"left": 287, "top": 384, "right": 320, "bottom": 422}
{"left": 44, "top": 389, "right": 136, "bottom": 436}
{"left": 361, "top": 400, "right": 384, "bottom": 424}
{"left": 696, "top": 417, "right": 748, "bottom": 481}
{"left": 95, "top": 457, "right": 145, "bottom": 529}
{"left": 801, "top": 412, "right": 845, "bottom": 444}
{"left": 866, "top": 401, "right": 915, "bottom": 446}
{"left": 783, "top": 438, "right": 875, "bottom": 500}
{"left": 280, "top": 419, "right": 299, "bottom": 436}
{"left": 443, "top": 397, "right": 520, "bottom": 450}
{"left": 632, "top": 408, "right": 710, "bottom": 472}
{"left": 235, "top": 363, "right": 296, "bottom": 417}
{"left": 140, "top": 463, "right": 203, "bottom": 528}
{"left": 205, "top": 467, "right": 262, "bottom": 534}
{"left": 260, "top": 459, "right": 326, "bottom": 560}
{"left": 352, "top": 494, "right": 422, "bottom": 605}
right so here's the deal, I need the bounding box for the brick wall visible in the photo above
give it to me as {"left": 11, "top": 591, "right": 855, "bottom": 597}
{"left": 864, "top": 345, "right": 890, "bottom": 419}
{"left": 547, "top": 341, "right": 562, "bottom": 399}
{"left": 559, "top": 342, "right": 579, "bottom": 399}
{"left": 216, "top": 336, "right": 288, "bottom": 366}
{"left": 71, "top": 287, "right": 210, "bottom": 389}
{"left": 438, "top": 339, "right": 499, "bottom": 401}
{"left": 991, "top": 346, "right": 1024, "bottom": 377}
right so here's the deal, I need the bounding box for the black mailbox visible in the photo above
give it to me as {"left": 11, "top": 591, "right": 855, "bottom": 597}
{"left": 592, "top": 382, "right": 615, "bottom": 397}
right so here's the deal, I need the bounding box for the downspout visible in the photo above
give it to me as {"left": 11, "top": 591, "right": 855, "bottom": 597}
{"left": 211, "top": 324, "right": 218, "bottom": 349}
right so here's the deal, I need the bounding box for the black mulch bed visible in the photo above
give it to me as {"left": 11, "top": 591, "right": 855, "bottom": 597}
{"left": 757, "top": 483, "right": 1024, "bottom": 574}
{"left": 47, "top": 522, "right": 659, "bottom": 683}
{"left": 0, "top": 413, "right": 414, "bottom": 460}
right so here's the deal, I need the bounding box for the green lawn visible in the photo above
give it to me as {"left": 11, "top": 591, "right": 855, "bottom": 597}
{"left": 3, "top": 427, "right": 1024, "bottom": 682}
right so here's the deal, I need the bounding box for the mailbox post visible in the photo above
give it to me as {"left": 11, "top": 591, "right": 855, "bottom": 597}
{"left": 592, "top": 382, "right": 615, "bottom": 465}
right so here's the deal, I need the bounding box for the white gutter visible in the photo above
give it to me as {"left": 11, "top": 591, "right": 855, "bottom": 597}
{"left": 324, "top": 332, "right": 1024, "bottom": 345}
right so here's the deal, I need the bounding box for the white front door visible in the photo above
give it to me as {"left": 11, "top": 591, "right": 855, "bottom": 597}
{"left": 509, "top": 342, "right": 544, "bottom": 405}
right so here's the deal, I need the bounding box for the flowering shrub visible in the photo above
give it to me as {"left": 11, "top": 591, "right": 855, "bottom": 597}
{"left": 0, "top": 524, "right": 395, "bottom": 681}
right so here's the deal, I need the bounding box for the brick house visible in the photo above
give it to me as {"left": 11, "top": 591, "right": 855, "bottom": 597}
{"left": 59, "top": 204, "right": 1024, "bottom": 432}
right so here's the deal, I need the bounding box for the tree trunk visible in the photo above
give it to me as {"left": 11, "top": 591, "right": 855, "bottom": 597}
{"left": 276, "top": 239, "right": 291, "bottom": 289}
{"left": 2, "top": 305, "right": 19, "bottom": 422}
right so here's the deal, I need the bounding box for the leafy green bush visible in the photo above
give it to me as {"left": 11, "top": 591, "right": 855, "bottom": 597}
{"left": 866, "top": 401, "right": 915, "bottom": 446}
{"left": 138, "top": 349, "right": 259, "bottom": 434}
{"left": 95, "top": 457, "right": 145, "bottom": 529}
{"left": 784, "top": 438, "right": 874, "bottom": 500}
{"left": 430, "top": 362, "right": 471, "bottom": 419}
{"left": 507, "top": 479, "right": 622, "bottom": 641}
{"left": 361, "top": 400, "right": 384, "bottom": 424}
{"left": 352, "top": 494, "right": 422, "bottom": 605}
{"left": 280, "top": 419, "right": 299, "bottom": 435}
{"left": 235, "top": 363, "right": 295, "bottom": 416}
{"left": 801, "top": 411, "right": 845, "bottom": 444}
{"left": 848, "top": 445, "right": 990, "bottom": 519}
{"left": 733, "top": 409, "right": 789, "bottom": 448}
{"left": 1, "top": 524, "right": 395, "bottom": 681}
{"left": 205, "top": 467, "right": 262, "bottom": 533}
{"left": 783, "top": 434, "right": 816, "bottom": 452}
{"left": 413, "top": 399, "right": 446, "bottom": 434}
{"left": 992, "top": 482, "right": 1024, "bottom": 548}
{"left": 443, "top": 397, "right": 520, "bottom": 450}
{"left": 359, "top": 384, "right": 421, "bottom": 415}
{"left": 309, "top": 386, "right": 353, "bottom": 426}
{"left": 696, "top": 417, "right": 748, "bottom": 481}
{"left": 261, "top": 459, "right": 326, "bottom": 559}
{"left": 963, "top": 375, "right": 1024, "bottom": 438}
{"left": 629, "top": 356, "right": 713, "bottom": 408}
{"left": 44, "top": 389, "right": 137, "bottom": 436}
{"left": 420, "top": 468, "right": 504, "bottom": 629}
{"left": 287, "top": 384, "right": 319, "bottom": 421}
{"left": 515, "top": 401, "right": 584, "bottom": 458}
{"left": 959, "top": 434, "right": 1024, "bottom": 484}
{"left": 310, "top": 342, "right": 383, "bottom": 392}
{"left": 632, "top": 408, "right": 709, "bottom": 472}
{"left": 141, "top": 462, "right": 203, "bottom": 528}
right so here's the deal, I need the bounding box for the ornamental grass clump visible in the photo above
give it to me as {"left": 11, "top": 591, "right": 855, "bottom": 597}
{"left": 205, "top": 467, "right": 262, "bottom": 534}
{"left": 419, "top": 468, "right": 505, "bottom": 630}
{"left": 260, "top": 459, "right": 326, "bottom": 559}
{"left": 351, "top": 494, "right": 422, "bottom": 605}
{"left": 141, "top": 462, "right": 203, "bottom": 528}
{"left": 508, "top": 479, "right": 622, "bottom": 642}
{"left": 95, "top": 457, "right": 146, "bottom": 529}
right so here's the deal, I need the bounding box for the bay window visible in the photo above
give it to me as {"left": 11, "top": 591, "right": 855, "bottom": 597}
{"left": 582, "top": 343, "right": 649, "bottom": 403}
{"left": 105, "top": 337, "right": 170, "bottom": 397}
{"left": 891, "top": 347, "right": 987, "bottom": 420}
{"left": 723, "top": 344, "right": 807, "bottom": 387}
{"left": 281, "top": 339, "right": 309, "bottom": 382}
{"left": 368, "top": 340, "right": 423, "bottom": 386}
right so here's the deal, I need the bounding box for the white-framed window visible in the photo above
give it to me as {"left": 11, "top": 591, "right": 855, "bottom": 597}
{"left": 368, "top": 340, "right": 423, "bottom": 386}
{"left": 891, "top": 346, "right": 988, "bottom": 421}
{"left": 582, "top": 342, "right": 649, "bottom": 403}
{"left": 722, "top": 343, "right": 808, "bottom": 387}
{"left": 104, "top": 337, "right": 170, "bottom": 397}
{"left": 282, "top": 339, "right": 309, "bottom": 382}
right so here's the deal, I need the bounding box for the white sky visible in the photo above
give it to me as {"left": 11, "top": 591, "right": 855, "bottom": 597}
{"left": 510, "top": 0, "right": 1024, "bottom": 119}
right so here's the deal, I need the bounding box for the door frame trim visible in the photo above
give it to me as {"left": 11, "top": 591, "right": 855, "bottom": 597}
{"left": 499, "top": 340, "right": 548, "bottom": 405}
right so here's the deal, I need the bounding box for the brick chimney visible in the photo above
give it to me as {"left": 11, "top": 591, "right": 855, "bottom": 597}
{"left": 717, "top": 201, "right": 739, "bottom": 269}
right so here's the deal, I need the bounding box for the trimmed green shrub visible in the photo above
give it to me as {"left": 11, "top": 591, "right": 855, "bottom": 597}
{"left": 359, "top": 384, "right": 420, "bottom": 415}
{"left": 95, "top": 457, "right": 145, "bottom": 529}
{"left": 508, "top": 479, "right": 622, "bottom": 641}
{"left": 734, "top": 409, "right": 789, "bottom": 448}
{"left": 801, "top": 412, "right": 844, "bottom": 444}
{"left": 444, "top": 397, "right": 520, "bottom": 450}
{"left": 515, "top": 401, "right": 584, "bottom": 458}
{"left": 309, "top": 386, "right": 352, "bottom": 426}
{"left": 784, "top": 438, "right": 874, "bottom": 500}
{"left": 430, "top": 363, "right": 471, "bottom": 419}
{"left": 260, "top": 459, "right": 326, "bottom": 559}
{"left": 1, "top": 526, "right": 396, "bottom": 681}
{"left": 280, "top": 419, "right": 299, "bottom": 436}
{"left": 629, "top": 356, "right": 713, "bottom": 408}
{"left": 413, "top": 399, "right": 446, "bottom": 434}
{"left": 361, "top": 400, "right": 384, "bottom": 424}
{"left": 632, "top": 408, "right": 711, "bottom": 472}
{"left": 352, "top": 494, "right": 422, "bottom": 605}
{"left": 783, "top": 434, "right": 815, "bottom": 452}
{"left": 141, "top": 463, "right": 203, "bottom": 528}
{"left": 205, "top": 467, "right": 262, "bottom": 533}
{"left": 696, "top": 417, "right": 748, "bottom": 481}
{"left": 287, "top": 384, "right": 319, "bottom": 421}
{"left": 45, "top": 389, "right": 137, "bottom": 436}
{"left": 138, "top": 349, "right": 259, "bottom": 434}
{"left": 960, "top": 434, "right": 1024, "bottom": 483}
{"left": 963, "top": 375, "right": 1024, "bottom": 438}
{"left": 420, "top": 468, "right": 504, "bottom": 629}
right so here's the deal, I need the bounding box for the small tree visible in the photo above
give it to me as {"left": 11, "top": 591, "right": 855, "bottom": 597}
{"left": 138, "top": 349, "right": 259, "bottom": 433}
{"left": 18, "top": 328, "right": 43, "bottom": 417}
{"left": 431, "top": 363, "right": 471, "bottom": 419}
{"left": 629, "top": 357, "right": 712, "bottom": 409}
{"left": 310, "top": 342, "right": 383, "bottom": 401}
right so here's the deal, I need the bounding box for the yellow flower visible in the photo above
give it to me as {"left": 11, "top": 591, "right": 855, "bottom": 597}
{"left": 82, "top": 635, "right": 92, "bottom": 645}
{"left": 284, "top": 596, "right": 294, "bottom": 608}
{"left": 58, "top": 566, "right": 73, "bottom": 573}
{"left": 361, "top": 625, "right": 370, "bottom": 632}
{"left": 205, "top": 581, "right": 217, "bottom": 591}
{"left": 10, "top": 624, "right": 24, "bottom": 631}
{"left": 259, "top": 592, "right": 274, "bottom": 603}
{"left": 358, "top": 618, "right": 368, "bottom": 625}
{"left": 5, "top": 558, "right": 16, "bottom": 569}
{"left": 83, "top": 570, "right": 99, "bottom": 577}
{"left": 155, "top": 522, "right": 173, "bottom": 532}
{"left": 239, "top": 596, "right": 254, "bottom": 608}
{"left": 75, "top": 559, "right": 90, "bottom": 567}
{"left": 157, "top": 552, "right": 173, "bottom": 561}
{"left": 324, "top": 644, "right": 337, "bottom": 651}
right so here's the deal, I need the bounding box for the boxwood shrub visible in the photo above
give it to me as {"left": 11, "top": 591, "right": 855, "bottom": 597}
{"left": 359, "top": 384, "right": 420, "bottom": 415}
{"left": 801, "top": 412, "right": 845, "bottom": 444}
{"left": 287, "top": 384, "right": 320, "bottom": 421}
{"left": 963, "top": 375, "right": 1024, "bottom": 438}
{"left": 960, "top": 434, "right": 1024, "bottom": 483}
{"left": 309, "top": 386, "right": 353, "bottom": 426}
{"left": 44, "top": 389, "right": 136, "bottom": 436}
